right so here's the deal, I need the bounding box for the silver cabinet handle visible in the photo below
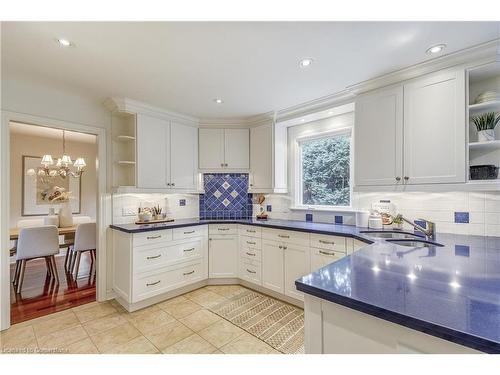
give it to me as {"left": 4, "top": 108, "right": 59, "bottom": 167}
{"left": 319, "top": 250, "right": 336, "bottom": 256}
{"left": 146, "top": 254, "right": 162, "bottom": 260}
{"left": 246, "top": 269, "right": 256, "bottom": 274}
{"left": 319, "top": 240, "right": 335, "bottom": 245}
{"left": 245, "top": 252, "right": 256, "bottom": 257}
{"left": 218, "top": 228, "right": 230, "bottom": 231}
{"left": 278, "top": 234, "right": 290, "bottom": 238}
{"left": 183, "top": 270, "right": 195, "bottom": 276}
{"left": 224, "top": 163, "right": 228, "bottom": 167}
{"left": 404, "top": 176, "right": 409, "bottom": 181}
{"left": 146, "top": 280, "right": 161, "bottom": 286}
{"left": 166, "top": 182, "right": 171, "bottom": 186}
{"left": 246, "top": 229, "right": 256, "bottom": 233}
{"left": 246, "top": 241, "right": 256, "bottom": 245}
{"left": 184, "top": 230, "right": 195, "bottom": 234}
{"left": 183, "top": 247, "right": 195, "bottom": 252}
{"left": 278, "top": 245, "right": 283, "bottom": 249}
{"left": 171, "top": 182, "right": 175, "bottom": 186}
{"left": 220, "top": 163, "right": 224, "bottom": 167}
{"left": 283, "top": 246, "right": 287, "bottom": 250}
{"left": 146, "top": 235, "right": 161, "bottom": 240}
{"left": 395, "top": 176, "right": 401, "bottom": 182}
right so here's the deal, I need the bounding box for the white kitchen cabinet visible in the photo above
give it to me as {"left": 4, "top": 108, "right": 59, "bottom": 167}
{"left": 250, "top": 123, "right": 273, "bottom": 191}
{"left": 199, "top": 128, "right": 249, "bottom": 170}
{"left": 170, "top": 122, "right": 198, "bottom": 189}
{"left": 403, "top": 69, "right": 466, "bottom": 184}
{"left": 310, "top": 248, "right": 345, "bottom": 271}
{"left": 284, "top": 243, "right": 311, "bottom": 301}
{"left": 209, "top": 235, "right": 238, "bottom": 278}
{"left": 354, "top": 85, "right": 403, "bottom": 186}
{"left": 262, "top": 239, "right": 285, "bottom": 294}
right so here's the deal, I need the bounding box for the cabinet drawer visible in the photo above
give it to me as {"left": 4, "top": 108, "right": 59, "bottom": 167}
{"left": 239, "top": 246, "right": 262, "bottom": 262}
{"left": 133, "top": 260, "right": 203, "bottom": 302}
{"left": 262, "top": 228, "right": 309, "bottom": 246}
{"left": 172, "top": 225, "right": 207, "bottom": 240}
{"left": 310, "top": 234, "right": 346, "bottom": 253}
{"left": 239, "top": 258, "right": 261, "bottom": 285}
{"left": 238, "top": 225, "right": 262, "bottom": 237}
{"left": 310, "top": 248, "right": 345, "bottom": 271}
{"left": 209, "top": 224, "right": 238, "bottom": 235}
{"left": 239, "top": 236, "right": 262, "bottom": 249}
{"left": 133, "top": 230, "right": 172, "bottom": 247}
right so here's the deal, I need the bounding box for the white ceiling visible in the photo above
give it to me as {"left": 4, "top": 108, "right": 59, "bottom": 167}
{"left": 10, "top": 122, "right": 97, "bottom": 143}
{"left": 2, "top": 22, "right": 499, "bottom": 119}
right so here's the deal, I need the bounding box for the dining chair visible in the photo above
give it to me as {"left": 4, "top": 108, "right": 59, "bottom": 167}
{"left": 69, "top": 222, "right": 96, "bottom": 279}
{"left": 63, "top": 216, "right": 92, "bottom": 270}
{"left": 13, "top": 225, "right": 60, "bottom": 293}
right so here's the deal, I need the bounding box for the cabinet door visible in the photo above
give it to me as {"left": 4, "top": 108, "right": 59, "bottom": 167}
{"left": 250, "top": 123, "right": 273, "bottom": 190}
{"left": 199, "top": 128, "right": 224, "bottom": 169}
{"left": 403, "top": 69, "right": 466, "bottom": 184}
{"left": 208, "top": 235, "right": 238, "bottom": 278}
{"left": 262, "top": 240, "right": 284, "bottom": 294}
{"left": 136, "top": 114, "right": 169, "bottom": 188}
{"left": 170, "top": 122, "right": 198, "bottom": 189}
{"left": 310, "top": 248, "right": 345, "bottom": 271}
{"left": 284, "top": 244, "right": 311, "bottom": 301}
{"left": 225, "top": 129, "right": 250, "bottom": 169}
{"left": 354, "top": 85, "right": 403, "bottom": 186}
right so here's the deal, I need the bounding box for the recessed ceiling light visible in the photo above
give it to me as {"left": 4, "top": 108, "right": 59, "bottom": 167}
{"left": 426, "top": 43, "right": 446, "bottom": 55}
{"left": 214, "top": 98, "right": 224, "bottom": 104}
{"left": 299, "top": 58, "right": 314, "bottom": 68}
{"left": 328, "top": 111, "right": 333, "bottom": 115}
{"left": 56, "top": 38, "right": 73, "bottom": 47}
{"left": 300, "top": 119, "right": 305, "bottom": 122}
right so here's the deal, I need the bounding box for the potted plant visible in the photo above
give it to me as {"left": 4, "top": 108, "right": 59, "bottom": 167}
{"left": 472, "top": 112, "right": 500, "bottom": 142}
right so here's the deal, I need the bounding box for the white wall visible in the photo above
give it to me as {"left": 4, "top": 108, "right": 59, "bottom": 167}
{"left": 9, "top": 131, "right": 97, "bottom": 227}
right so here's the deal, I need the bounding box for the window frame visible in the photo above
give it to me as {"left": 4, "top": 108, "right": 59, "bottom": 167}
{"left": 294, "top": 127, "right": 353, "bottom": 210}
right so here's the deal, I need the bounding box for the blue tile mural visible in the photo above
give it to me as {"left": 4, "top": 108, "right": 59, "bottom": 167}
{"left": 306, "top": 213, "right": 313, "bottom": 222}
{"left": 335, "top": 215, "right": 343, "bottom": 224}
{"left": 199, "top": 173, "right": 253, "bottom": 220}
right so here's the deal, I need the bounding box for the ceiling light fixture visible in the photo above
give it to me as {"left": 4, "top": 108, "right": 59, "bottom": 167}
{"left": 214, "top": 98, "right": 224, "bottom": 104}
{"left": 56, "top": 38, "right": 73, "bottom": 47}
{"left": 426, "top": 43, "right": 446, "bottom": 55}
{"left": 299, "top": 58, "right": 314, "bottom": 68}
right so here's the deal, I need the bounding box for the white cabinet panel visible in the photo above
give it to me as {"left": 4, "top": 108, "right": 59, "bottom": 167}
{"left": 310, "top": 248, "right": 345, "bottom": 271}
{"left": 403, "top": 69, "right": 466, "bottom": 184}
{"left": 262, "top": 240, "right": 284, "bottom": 294}
{"left": 250, "top": 123, "right": 273, "bottom": 190}
{"left": 354, "top": 85, "right": 403, "bottom": 186}
{"left": 136, "top": 114, "right": 169, "bottom": 188}
{"left": 284, "top": 244, "right": 311, "bottom": 301}
{"left": 225, "top": 129, "right": 250, "bottom": 169}
{"left": 209, "top": 235, "right": 238, "bottom": 278}
{"left": 170, "top": 122, "right": 198, "bottom": 189}
{"left": 199, "top": 128, "right": 225, "bottom": 169}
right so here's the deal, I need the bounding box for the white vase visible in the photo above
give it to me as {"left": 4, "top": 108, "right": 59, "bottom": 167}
{"left": 58, "top": 202, "right": 73, "bottom": 228}
{"left": 478, "top": 129, "right": 495, "bottom": 142}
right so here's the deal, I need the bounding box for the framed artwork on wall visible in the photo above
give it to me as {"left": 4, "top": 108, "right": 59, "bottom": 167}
{"left": 22, "top": 155, "right": 81, "bottom": 216}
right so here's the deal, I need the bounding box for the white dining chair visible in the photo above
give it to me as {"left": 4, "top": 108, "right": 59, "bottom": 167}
{"left": 69, "top": 222, "right": 96, "bottom": 279}
{"left": 13, "top": 225, "right": 60, "bottom": 293}
{"left": 62, "top": 216, "right": 92, "bottom": 269}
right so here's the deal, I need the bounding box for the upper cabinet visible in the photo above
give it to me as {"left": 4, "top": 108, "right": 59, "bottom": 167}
{"left": 354, "top": 68, "right": 466, "bottom": 187}
{"left": 170, "top": 122, "right": 198, "bottom": 190}
{"left": 250, "top": 123, "right": 273, "bottom": 191}
{"left": 199, "top": 128, "right": 249, "bottom": 170}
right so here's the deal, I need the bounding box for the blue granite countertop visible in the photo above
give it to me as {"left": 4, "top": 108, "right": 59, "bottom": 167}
{"left": 110, "top": 218, "right": 500, "bottom": 352}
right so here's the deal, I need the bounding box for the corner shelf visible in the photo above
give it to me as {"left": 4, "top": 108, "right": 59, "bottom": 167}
{"left": 116, "top": 160, "right": 136, "bottom": 165}
{"left": 468, "top": 100, "right": 500, "bottom": 115}
{"left": 468, "top": 140, "right": 500, "bottom": 151}
{"left": 116, "top": 135, "right": 136, "bottom": 142}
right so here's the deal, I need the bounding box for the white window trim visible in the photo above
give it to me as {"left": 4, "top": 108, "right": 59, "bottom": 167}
{"left": 293, "top": 127, "right": 353, "bottom": 210}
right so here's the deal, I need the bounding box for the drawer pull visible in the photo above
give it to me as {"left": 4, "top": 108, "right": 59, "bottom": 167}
{"left": 246, "top": 229, "right": 256, "bottom": 233}
{"left": 183, "top": 230, "right": 195, "bottom": 234}
{"left": 278, "top": 234, "right": 290, "bottom": 238}
{"left": 146, "top": 280, "right": 161, "bottom": 286}
{"left": 246, "top": 241, "right": 256, "bottom": 245}
{"left": 319, "top": 240, "right": 335, "bottom": 245}
{"left": 183, "top": 247, "right": 195, "bottom": 252}
{"left": 246, "top": 269, "right": 256, "bottom": 274}
{"left": 245, "top": 252, "right": 256, "bottom": 257}
{"left": 146, "top": 254, "right": 162, "bottom": 260}
{"left": 146, "top": 235, "right": 161, "bottom": 240}
{"left": 319, "top": 250, "right": 336, "bottom": 256}
{"left": 183, "top": 270, "right": 195, "bottom": 276}
{"left": 218, "top": 228, "right": 230, "bottom": 231}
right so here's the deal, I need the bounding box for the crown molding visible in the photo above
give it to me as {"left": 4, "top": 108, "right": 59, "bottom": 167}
{"left": 199, "top": 112, "right": 274, "bottom": 128}
{"left": 104, "top": 97, "right": 199, "bottom": 126}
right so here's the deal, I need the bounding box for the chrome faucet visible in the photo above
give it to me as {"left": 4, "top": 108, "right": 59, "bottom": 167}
{"left": 394, "top": 214, "right": 436, "bottom": 240}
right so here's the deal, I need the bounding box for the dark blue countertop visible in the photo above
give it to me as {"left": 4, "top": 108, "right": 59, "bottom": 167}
{"left": 110, "top": 218, "right": 500, "bottom": 353}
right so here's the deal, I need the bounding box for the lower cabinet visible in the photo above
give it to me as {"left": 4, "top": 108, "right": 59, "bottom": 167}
{"left": 209, "top": 234, "right": 238, "bottom": 278}
{"left": 310, "top": 248, "right": 345, "bottom": 270}
{"left": 262, "top": 239, "right": 285, "bottom": 294}
{"left": 284, "top": 243, "right": 311, "bottom": 301}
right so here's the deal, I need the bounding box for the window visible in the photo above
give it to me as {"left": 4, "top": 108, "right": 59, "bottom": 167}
{"left": 297, "top": 130, "right": 351, "bottom": 208}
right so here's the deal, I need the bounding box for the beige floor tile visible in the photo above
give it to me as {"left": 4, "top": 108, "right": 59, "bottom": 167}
{"left": 162, "top": 334, "right": 217, "bottom": 354}
{"left": 157, "top": 298, "right": 202, "bottom": 319}
{"left": 104, "top": 336, "right": 159, "bottom": 354}
{"left": 220, "top": 332, "right": 276, "bottom": 354}
{"left": 73, "top": 302, "right": 117, "bottom": 323}
{"left": 127, "top": 304, "right": 160, "bottom": 317}
{"left": 33, "top": 311, "right": 80, "bottom": 339}
{"left": 180, "top": 309, "right": 222, "bottom": 332}
{"left": 0, "top": 325, "right": 38, "bottom": 353}
{"left": 205, "top": 285, "right": 247, "bottom": 298}
{"left": 90, "top": 322, "right": 141, "bottom": 352}
{"left": 143, "top": 321, "right": 193, "bottom": 351}
{"left": 186, "top": 290, "right": 227, "bottom": 308}
{"left": 125, "top": 309, "right": 176, "bottom": 334}
{"left": 183, "top": 287, "right": 214, "bottom": 300}
{"left": 109, "top": 299, "right": 128, "bottom": 313}
{"left": 198, "top": 319, "right": 244, "bottom": 348}
{"left": 14, "top": 309, "right": 75, "bottom": 328}
{"left": 37, "top": 325, "right": 88, "bottom": 349}
{"left": 61, "top": 338, "right": 99, "bottom": 354}
{"left": 82, "top": 313, "right": 128, "bottom": 336}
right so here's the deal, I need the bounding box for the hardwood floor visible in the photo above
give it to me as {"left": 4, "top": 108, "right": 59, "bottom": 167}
{"left": 10, "top": 252, "right": 96, "bottom": 324}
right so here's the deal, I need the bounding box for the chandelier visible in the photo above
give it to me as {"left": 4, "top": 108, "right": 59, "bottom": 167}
{"left": 26, "top": 130, "right": 86, "bottom": 178}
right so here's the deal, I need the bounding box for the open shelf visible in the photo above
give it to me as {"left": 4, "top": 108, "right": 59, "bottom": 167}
{"left": 469, "top": 140, "right": 500, "bottom": 151}
{"left": 116, "top": 160, "right": 136, "bottom": 165}
{"left": 469, "top": 100, "right": 500, "bottom": 115}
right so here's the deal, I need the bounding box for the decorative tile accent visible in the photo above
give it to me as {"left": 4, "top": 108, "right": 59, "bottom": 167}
{"left": 455, "top": 245, "right": 470, "bottom": 257}
{"left": 266, "top": 205, "right": 272, "bottom": 212}
{"left": 305, "top": 213, "right": 313, "bottom": 222}
{"left": 335, "top": 215, "right": 343, "bottom": 224}
{"left": 199, "top": 174, "right": 253, "bottom": 220}
{"left": 455, "top": 212, "right": 470, "bottom": 224}
{"left": 179, "top": 199, "right": 186, "bottom": 207}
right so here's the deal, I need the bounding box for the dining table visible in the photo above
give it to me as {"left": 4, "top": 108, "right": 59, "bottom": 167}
{"left": 9, "top": 225, "right": 78, "bottom": 241}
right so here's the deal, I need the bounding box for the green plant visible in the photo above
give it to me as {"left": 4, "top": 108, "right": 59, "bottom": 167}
{"left": 472, "top": 112, "right": 500, "bottom": 131}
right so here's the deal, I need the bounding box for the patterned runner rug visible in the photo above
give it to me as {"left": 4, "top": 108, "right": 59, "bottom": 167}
{"left": 209, "top": 289, "right": 305, "bottom": 354}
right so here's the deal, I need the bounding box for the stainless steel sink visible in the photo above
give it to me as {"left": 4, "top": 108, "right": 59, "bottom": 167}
{"left": 360, "top": 230, "right": 420, "bottom": 240}
{"left": 386, "top": 239, "right": 444, "bottom": 248}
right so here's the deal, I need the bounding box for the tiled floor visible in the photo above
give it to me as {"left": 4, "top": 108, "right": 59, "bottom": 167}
{"left": 0, "top": 285, "right": 289, "bottom": 354}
